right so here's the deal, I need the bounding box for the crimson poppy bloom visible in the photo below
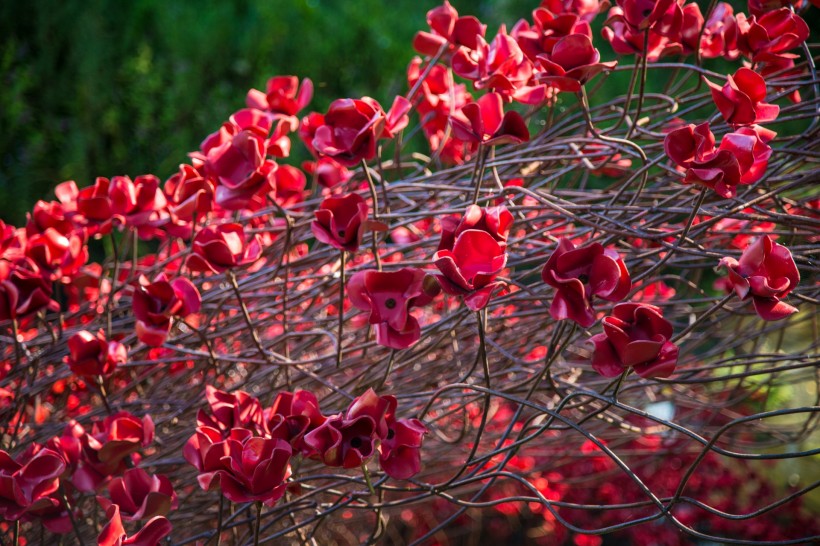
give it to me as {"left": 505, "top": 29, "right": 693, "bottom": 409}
{"left": 311, "top": 193, "right": 369, "bottom": 252}
{"left": 704, "top": 68, "right": 779, "bottom": 126}
{"left": 542, "top": 238, "right": 631, "bottom": 327}
{"left": 347, "top": 268, "right": 440, "bottom": 350}
{"left": 536, "top": 33, "right": 617, "bottom": 92}
{"left": 205, "top": 127, "right": 277, "bottom": 210}
{"left": 265, "top": 390, "right": 326, "bottom": 451}
{"left": 65, "top": 329, "right": 127, "bottom": 378}
{"left": 699, "top": 2, "right": 740, "bottom": 60}
{"left": 434, "top": 229, "right": 507, "bottom": 311}
{"left": 0, "top": 447, "right": 66, "bottom": 523}
{"left": 379, "top": 417, "right": 427, "bottom": 480}
{"left": 97, "top": 468, "right": 177, "bottom": 521}
{"left": 97, "top": 505, "right": 172, "bottom": 546}
{"left": 602, "top": 8, "right": 669, "bottom": 61}
{"left": 438, "top": 204, "right": 514, "bottom": 252}
{"left": 24, "top": 228, "right": 88, "bottom": 282}
{"left": 616, "top": 0, "right": 680, "bottom": 35}
{"left": 132, "top": 273, "right": 201, "bottom": 347}
{"left": 512, "top": 8, "right": 593, "bottom": 61}
{"left": 589, "top": 302, "right": 679, "bottom": 379}
{"left": 196, "top": 385, "right": 266, "bottom": 436}
{"left": 302, "top": 157, "right": 353, "bottom": 190}
{"left": 450, "top": 92, "right": 530, "bottom": 146}
{"left": 736, "top": 8, "right": 809, "bottom": 62}
{"left": 541, "top": 0, "right": 606, "bottom": 22}
{"left": 183, "top": 426, "right": 229, "bottom": 479}
{"left": 413, "top": 0, "right": 486, "bottom": 56}
{"left": 187, "top": 223, "right": 263, "bottom": 274}
{"left": 664, "top": 122, "right": 774, "bottom": 198}
{"left": 718, "top": 235, "right": 800, "bottom": 321}
{"left": 196, "top": 429, "right": 292, "bottom": 506}
{"left": 0, "top": 261, "right": 59, "bottom": 321}
{"left": 73, "top": 412, "right": 155, "bottom": 492}
{"left": 312, "top": 98, "right": 385, "bottom": 166}
{"left": 246, "top": 75, "right": 313, "bottom": 117}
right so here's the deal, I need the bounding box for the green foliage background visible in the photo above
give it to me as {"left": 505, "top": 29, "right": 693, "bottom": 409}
{"left": 0, "top": 0, "right": 531, "bottom": 224}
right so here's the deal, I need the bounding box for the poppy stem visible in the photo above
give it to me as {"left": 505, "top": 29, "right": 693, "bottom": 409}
{"left": 377, "top": 349, "right": 397, "bottom": 390}
{"left": 361, "top": 463, "right": 376, "bottom": 496}
{"left": 625, "top": 30, "right": 650, "bottom": 140}
{"left": 226, "top": 270, "right": 270, "bottom": 364}
{"left": 470, "top": 145, "right": 489, "bottom": 205}
{"left": 59, "top": 483, "right": 86, "bottom": 546}
{"left": 96, "top": 376, "right": 113, "bottom": 415}
{"left": 361, "top": 160, "right": 382, "bottom": 271}
{"left": 106, "top": 231, "right": 120, "bottom": 339}
{"left": 253, "top": 501, "right": 262, "bottom": 546}
{"left": 215, "top": 494, "right": 224, "bottom": 546}
{"left": 337, "top": 251, "right": 346, "bottom": 368}
{"left": 13, "top": 520, "right": 19, "bottom": 546}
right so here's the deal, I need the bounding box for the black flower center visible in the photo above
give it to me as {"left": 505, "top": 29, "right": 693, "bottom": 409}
{"left": 386, "top": 428, "right": 395, "bottom": 440}
{"left": 350, "top": 437, "right": 363, "bottom": 448}
{"left": 642, "top": 8, "right": 652, "bottom": 16}
{"left": 337, "top": 229, "right": 346, "bottom": 237}
{"left": 385, "top": 298, "right": 397, "bottom": 309}
{"left": 578, "top": 274, "right": 589, "bottom": 284}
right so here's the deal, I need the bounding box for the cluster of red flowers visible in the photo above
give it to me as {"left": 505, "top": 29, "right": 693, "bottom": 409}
{"left": 0, "top": 0, "right": 815, "bottom": 544}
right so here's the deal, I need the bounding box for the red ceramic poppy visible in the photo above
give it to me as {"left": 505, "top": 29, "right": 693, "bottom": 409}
{"left": 24, "top": 227, "right": 88, "bottom": 282}
{"left": 602, "top": 7, "right": 670, "bottom": 60}
{"left": 699, "top": 2, "right": 740, "bottom": 60}
{"left": 65, "top": 329, "right": 127, "bottom": 378}
{"left": 97, "top": 467, "right": 177, "bottom": 521}
{"left": 434, "top": 229, "right": 507, "bottom": 311}
{"left": 379, "top": 417, "right": 428, "bottom": 480}
{"left": 536, "top": 33, "right": 617, "bottom": 92}
{"left": 0, "top": 447, "right": 66, "bottom": 523}
{"left": 132, "top": 273, "right": 201, "bottom": 347}
{"left": 246, "top": 75, "right": 313, "bottom": 117}
{"left": 704, "top": 67, "right": 779, "bottom": 126}
{"left": 195, "top": 385, "right": 266, "bottom": 436}
{"left": 0, "top": 261, "right": 59, "bottom": 321}
{"left": 438, "top": 204, "right": 514, "bottom": 253}
{"left": 542, "top": 238, "right": 631, "bottom": 327}
{"left": 413, "top": 0, "right": 486, "bottom": 56}
{"left": 616, "top": 0, "right": 680, "bottom": 36}
{"left": 97, "top": 505, "right": 172, "bottom": 546}
{"left": 347, "top": 268, "right": 440, "bottom": 349}
{"left": 312, "top": 98, "right": 386, "bottom": 167}
{"left": 450, "top": 92, "right": 530, "bottom": 146}
{"left": 718, "top": 235, "right": 800, "bottom": 320}
{"left": 512, "top": 8, "right": 592, "bottom": 61}
{"left": 589, "top": 302, "right": 679, "bottom": 378}
{"left": 311, "top": 193, "right": 369, "bottom": 252}
{"left": 265, "top": 390, "right": 326, "bottom": 451}
{"left": 187, "top": 223, "right": 263, "bottom": 274}
{"left": 205, "top": 127, "right": 277, "bottom": 210}
{"left": 736, "top": 8, "right": 809, "bottom": 62}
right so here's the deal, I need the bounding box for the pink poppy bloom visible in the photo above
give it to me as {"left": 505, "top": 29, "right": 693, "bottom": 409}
{"left": 195, "top": 385, "right": 266, "bottom": 436}
{"left": 536, "top": 33, "right": 617, "bottom": 92}
{"left": 736, "top": 8, "right": 809, "bottom": 62}
{"left": 65, "top": 329, "right": 127, "bottom": 378}
{"left": 97, "top": 505, "right": 172, "bottom": 546}
{"left": 704, "top": 67, "right": 779, "bottom": 126}
{"left": 450, "top": 92, "right": 530, "bottom": 146}
{"left": 311, "top": 193, "right": 369, "bottom": 252}
{"left": 434, "top": 229, "right": 507, "bottom": 311}
{"left": 413, "top": 0, "right": 486, "bottom": 57}
{"left": 312, "top": 98, "right": 386, "bottom": 167}
{"left": 246, "top": 75, "right": 313, "bottom": 117}
{"left": 590, "top": 303, "right": 679, "bottom": 378}
{"left": 187, "top": 223, "right": 263, "bottom": 274}
{"left": 542, "top": 238, "right": 631, "bottom": 327}
{"left": 97, "top": 467, "right": 177, "bottom": 521}
{"left": 718, "top": 235, "right": 800, "bottom": 320}
{"left": 132, "top": 273, "right": 201, "bottom": 347}
{"left": 347, "top": 268, "right": 440, "bottom": 349}
{"left": 0, "top": 447, "right": 66, "bottom": 523}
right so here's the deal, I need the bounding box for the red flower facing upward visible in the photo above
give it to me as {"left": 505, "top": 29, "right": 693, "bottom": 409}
{"left": 347, "top": 268, "right": 440, "bottom": 349}
{"left": 718, "top": 235, "right": 800, "bottom": 320}
{"left": 616, "top": 0, "right": 680, "bottom": 35}
{"left": 736, "top": 8, "right": 810, "bottom": 62}
{"left": 24, "top": 227, "right": 88, "bottom": 282}
{"left": 311, "top": 193, "right": 369, "bottom": 252}
{"left": 0, "top": 261, "right": 59, "bottom": 321}
{"left": 65, "top": 329, "right": 127, "bottom": 378}
{"left": 541, "top": 238, "right": 631, "bottom": 328}
{"left": 73, "top": 412, "right": 155, "bottom": 492}
{"left": 434, "top": 229, "right": 507, "bottom": 311}
{"left": 97, "top": 505, "right": 172, "bottom": 546}
{"left": 602, "top": 7, "right": 670, "bottom": 61}
{"left": 132, "top": 273, "right": 201, "bottom": 347}
{"left": 664, "top": 122, "right": 775, "bottom": 198}
{"left": 311, "top": 98, "right": 385, "bottom": 166}
{"left": 196, "top": 385, "right": 265, "bottom": 436}
{"left": 246, "top": 75, "right": 313, "bottom": 117}
{"left": 186, "top": 223, "right": 263, "bottom": 274}
{"left": 97, "top": 467, "right": 177, "bottom": 521}
{"left": 265, "top": 390, "right": 326, "bottom": 451}
{"left": 379, "top": 417, "right": 428, "bottom": 480}
{"left": 204, "top": 126, "right": 277, "bottom": 210}
{"left": 539, "top": 0, "right": 606, "bottom": 23}
{"left": 450, "top": 92, "right": 530, "bottom": 146}
{"left": 699, "top": 2, "right": 740, "bottom": 60}
{"left": 512, "top": 7, "right": 593, "bottom": 61}
{"left": 413, "top": 0, "right": 486, "bottom": 56}
{"left": 705, "top": 68, "right": 779, "bottom": 126}
{"left": 535, "top": 33, "right": 617, "bottom": 92}
{"left": 589, "top": 303, "right": 679, "bottom": 379}
{"left": 438, "top": 204, "right": 514, "bottom": 253}
{"left": 0, "top": 447, "right": 66, "bottom": 523}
